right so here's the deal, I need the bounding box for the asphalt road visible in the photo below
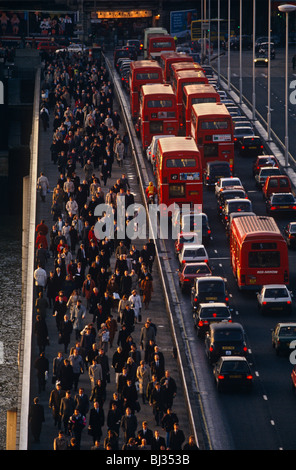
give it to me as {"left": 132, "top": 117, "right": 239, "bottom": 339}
{"left": 211, "top": 47, "right": 296, "bottom": 163}
{"left": 113, "top": 47, "right": 296, "bottom": 449}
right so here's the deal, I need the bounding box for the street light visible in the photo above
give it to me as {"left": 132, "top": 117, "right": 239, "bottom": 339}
{"left": 278, "top": 3, "right": 296, "bottom": 167}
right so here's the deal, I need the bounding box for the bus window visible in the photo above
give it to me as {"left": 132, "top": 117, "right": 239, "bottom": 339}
{"left": 136, "top": 72, "right": 160, "bottom": 80}
{"left": 169, "top": 184, "right": 186, "bottom": 198}
{"left": 248, "top": 251, "right": 280, "bottom": 268}
{"left": 203, "top": 144, "right": 218, "bottom": 158}
{"left": 166, "top": 158, "right": 196, "bottom": 168}
{"left": 149, "top": 122, "right": 163, "bottom": 133}
{"left": 148, "top": 100, "right": 173, "bottom": 108}
{"left": 201, "top": 121, "right": 229, "bottom": 130}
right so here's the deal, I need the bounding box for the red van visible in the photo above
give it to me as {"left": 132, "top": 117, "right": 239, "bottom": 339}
{"left": 262, "top": 175, "right": 292, "bottom": 200}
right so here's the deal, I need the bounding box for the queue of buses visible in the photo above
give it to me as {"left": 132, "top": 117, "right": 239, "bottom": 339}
{"left": 119, "top": 38, "right": 290, "bottom": 291}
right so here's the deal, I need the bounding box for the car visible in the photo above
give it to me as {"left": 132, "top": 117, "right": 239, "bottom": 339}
{"left": 266, "top": 193, "right": 296, "bottom": 216}
{"left": 226, "top": 105, "right": 241, "bottom": 116}
{"left": 291, "top": 365, "right": 296, "bottom": 391}
{"left": 239, "top": 136, "right": 264, "bottom": 157}
{"left": 191, "top": 276, "right": 229, "bottom": 311}
{"left": 55, "top": 43, "right": 87, "bottom": 53}
{"left": 221, "top": 198, "right": 253, "bottom": 228}
{"left": 252, "top": 155, "right": 278, "bottom": 177}
{"left": 257, "top": 284, "right": 293, "bottom": 316}
{"left": 174, "top": 232, "right": 200, "bottom": 257}
{"left": 205, "top": 322, "right": 248, "bottom": 364}
{"left": 217, "top": 188, "right": 248, "bottom": 217}
{"left": 203, "top": 161, "right": 232, "bottom": 188}
{"left": 234, "top": 121, "right": 253, "bottom": 130}
{"left": 271, "top": 322, "right": 296, "bottom": 356}
{"left": 262, "top": 175, "right": 292, "bottom": 200}
{"left": 215, "top": 177, "right": 243, "bottom": 197}
{"left": 254, "top": 52, "right": 269, "bottom": 67}
{"left": 126, "top": 39, "right": 143, "bottom": 53}
{"left": 114, "top": 48, "right": 132, "bottom": 68}
{"left": 37, "top": 41, "right": 60, "bottom": 53}
{"left": 193, "top": 302, "right": 232, "bottom": 337}
{"left": 255, "top": 166, "right": 281, "bottom": 188}
{"left": 174, "top": 212, "right": 211, "bottom": 245}
{"left": 258, "top": 42, "right": 275, "bottom": 59}
{"left": 147, "top": 135, "right": 176, "bottom": 165}
{"left": 178, "top": 244, "right": 209, "bottom": 267}
{"left": 283, "top": 222, "right": 296, "bottom": 248}
{"left": 234, "top": 127, "right": 256, "bottom": 147}
{"left": 213, "top": 356, "right": 253, "bottom": 392}
{"left": 178, "top": 262, "right": 212, "bottom": 292}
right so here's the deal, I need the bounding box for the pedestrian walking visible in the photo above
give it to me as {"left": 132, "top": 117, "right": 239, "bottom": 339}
{"left": 136, "top": 360, "right": 151, "bottom": 404}
{"left": 34, "top": 351, "right": 49, "bottom": 394}
{"left": 88, "top": 400, "right": 105, "bottom": 444}
{"left": 49, "top": 381, "right": 66, "bottom": 429}
{"left": 68, "top": 408, "right": 86, "bottom": 449}
{"left": 29, "top": 397, "right": 45, "bottom": 444}
{"left": 34, "top": 264, "right": 47, "bottom": 296}
{"left": 53, "top": 430, "right": 68, "bottom": 450}
{"left": 59, "top": 314, "right": 73, "bottom": 353}
{"left": 167, "top": 422, "right": 185, "bottom": 450}
{"left": 120, "top": 407, "right": 138, "bottom": 444}
{"left": 34, "top": 314, "right": 49, "bottom": 354}
{"left": 37, "top": 172, "right": 49, "bottom": 202}
{"left": 70, "top": 299, "right": 86, "bottom": 340}
{"left": 68, "top": 348, "right": 84, "bottom": 392}
{"left": 141, "top": 274, "right": 153, "bottom": 309}
{"left": 60, "top": 389, "right": 75, "bottom": 435}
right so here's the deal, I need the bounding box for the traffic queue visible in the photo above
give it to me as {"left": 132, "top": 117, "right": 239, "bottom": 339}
{"left": 113, "top": 27, "right": 296, "bottom": 394}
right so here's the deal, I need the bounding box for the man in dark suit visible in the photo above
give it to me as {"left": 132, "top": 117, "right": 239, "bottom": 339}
{"left": 151, "top": 429, "right": 166, "bottom": 450}
{"left": 88, "top": 400, "right": 105, "bottom": 444}
{"left": 136, "top": 420, "right": 153, "bottom": 446}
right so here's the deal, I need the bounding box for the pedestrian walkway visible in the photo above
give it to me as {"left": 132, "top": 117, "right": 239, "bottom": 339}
{"left": 28, "top": 58, "right": 192, "bottom": 451}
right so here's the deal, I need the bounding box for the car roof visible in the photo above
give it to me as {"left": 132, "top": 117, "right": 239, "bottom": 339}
{"left": 262, "top": 284, "right": 289, "bottom": 289}
{"left": 199, "top": 302, "right": 229, "bottom": 308}
{"left": 197, "top": 276, "right": 224, "bottom": 283}
{"left": 210, "top": 322, "right": 243, "bottom": 331}
{"left": 182, "top": 244, "right": 205, "bottom": 249}
{"left": 275, "top": 322, "right": 296, "bottom": 328}
{"left": 219, "top": 356, "right": 248, "bottom": 362}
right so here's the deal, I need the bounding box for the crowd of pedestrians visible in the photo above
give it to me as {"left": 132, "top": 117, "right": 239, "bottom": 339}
{"left": 30, "top": 49, "right": 199, "bottom": 451}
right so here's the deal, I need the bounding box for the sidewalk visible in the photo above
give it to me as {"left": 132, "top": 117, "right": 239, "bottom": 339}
{"left": 28, "top": 92, "right": 190, "bottom": 450}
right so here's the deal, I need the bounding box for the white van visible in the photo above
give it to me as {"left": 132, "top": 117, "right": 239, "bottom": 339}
{"left": 146, "top": 134, "right": 176, "bottom": 165}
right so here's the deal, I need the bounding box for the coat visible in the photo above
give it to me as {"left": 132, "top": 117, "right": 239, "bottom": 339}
{"left": 136, "top": 364, "right": 151, "bottom": 395}
{"left": 71, "top": 304, "right": 86, "bottom": 331}
{"left": 88, "top": 406, "right": 105, "bottom": 439}
{"left": 37, "top": 174, "right": 49, "bottom": 196}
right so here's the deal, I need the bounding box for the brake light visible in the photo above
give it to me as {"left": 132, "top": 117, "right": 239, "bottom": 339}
{"left": 194, "top": 297, "right": 198, "bottom": 302}
{"left": 209, "top": 346, "right": 214, "bottom": 352}
{"left": 262, "top": 301, "right": 267, "bottom": 305}
{"left": 243, "top": 346, "right": 248, "bottom": 353}
{"left": 218, "top": 374, "right": 225, "bottom": 380}
{"left": 270, "top": 206, "right": 276, "bottom": 210}
{"left": 208, "top": 229, "right": 211, "bottom": 234}
{"left": 183, "top": 278, "right": 190, "bottom": 282}
{"left": 246, "top": 375, "right": 253, "bottom": 380}
{"left": 292, "top": 206, "right": 296, "bottom": 210}
{"left": 287, "top": 300, "right": 292, "bottom": 304}
{"left": 225, "top": 297, "right": 229, "bottom": 302}
{"left": 204, "top": 259, "right": 208, "bottom": 263}
{"left": 241, "top": 145, "right": 245, "bottom": 149}
{"left": 182, "top": 260, "right": 186, "bottom": 263}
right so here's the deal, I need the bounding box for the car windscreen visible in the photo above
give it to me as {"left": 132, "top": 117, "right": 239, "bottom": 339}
{"left": 184, "top": 264, "right": 210, "bottom": 275}
{"left": 200, "top": 307, "right": 229, "bottom": 318}
{"left": 279, "top": 327, "right": 296, "bottom": 336}
{"left": 220, "top": 361, "right": 250, "bottom": 373}
{"left": 210, "top": 164, "right": 231, "bottom": 175}
{"left": 198, "top": 281, "right": 225, "bottom": 293}
{"left": 264, "top": 288, "right": 289, "bottom": 298}
{"left": 184, "top": 248, "right": 206, "bottom": 257}
{"left": 214, "top": 329, "right": 243, "bottom": 341}
{"left": 272, "top": 194, "right": 294, "bottom": 204}
{"left": 227, "top": 201, "right": 251, "bottom": 212}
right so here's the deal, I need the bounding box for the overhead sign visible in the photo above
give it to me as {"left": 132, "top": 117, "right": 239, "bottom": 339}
{"left": 170, "top": 9, "right": 197, "bottom": 36}
{"left": 93, "top": 11, "right": 152, "bottom": 19}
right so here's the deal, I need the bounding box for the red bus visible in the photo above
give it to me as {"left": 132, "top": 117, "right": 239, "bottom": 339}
{"left": 171, "top": 61, "right": 203, "bottom": 78}
{"left": 129, "top": 60, "right": 163, "bottom": 118}
{"left": 137, "top": 84, "right": 178, "bottom": 149}
{"left": 229, "top": 215, "right": 289, "bottom": 290}
{"left": 154, "top": 136, "right": 203, "bottom": 208}
{"left": 190, "top": 102, "right": 234, "bottom": 172}
{"left": 183, "top": 84, "right": 220, "bottom": 136}
{"left": 148, "top": 34, "right": 176, "bottom": 60}
{"left": 159, "top": 51, "right": 194, "bottom": 83}
{"left": 171, "top": 69, "right": 208, "bottom": 133}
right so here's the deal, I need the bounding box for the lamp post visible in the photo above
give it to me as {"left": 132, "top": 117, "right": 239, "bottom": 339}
{"left": 239, "top": 0, "right": 242, "bottom": 104}
{"left": 267, "top": 0, "right": 271, "bottom": 141}
{"left": 227, "top": 0, "right": 231, "bottom": 90}
{"left": 278, "top": 4, "right": 296, "bottom": 167}
{"left": 252, "top": 0, "right": 256, "bottom": 120}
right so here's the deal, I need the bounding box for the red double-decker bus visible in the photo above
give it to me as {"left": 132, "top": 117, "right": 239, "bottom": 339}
{"left": 129, "top": 60, "right": 163, "bottom": 118}
{"left": 159, "top": 51, "right": 194, "bottom": 83}
{"left": 171, "top": 69, "right": 208, "bottom": 133}
{"left": 170, "top": 61, "right": 203, "bottom": 78}
{"left": 154, "top": 136, "right": 203, "bottom": 208}
{"left": 190, "top": 102, "right": 234, "bottom": 171}
{"left": 183, "top": 84, "right": 220, "bottom": 136}
{"left": 148, "top": 34, "right": 176, "bottom": 60}
{"left": 137, "top": 84, "right": 178, "bottom": 149}
{"left": 229, "top": 215, "right": 289, "bottom": 290}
